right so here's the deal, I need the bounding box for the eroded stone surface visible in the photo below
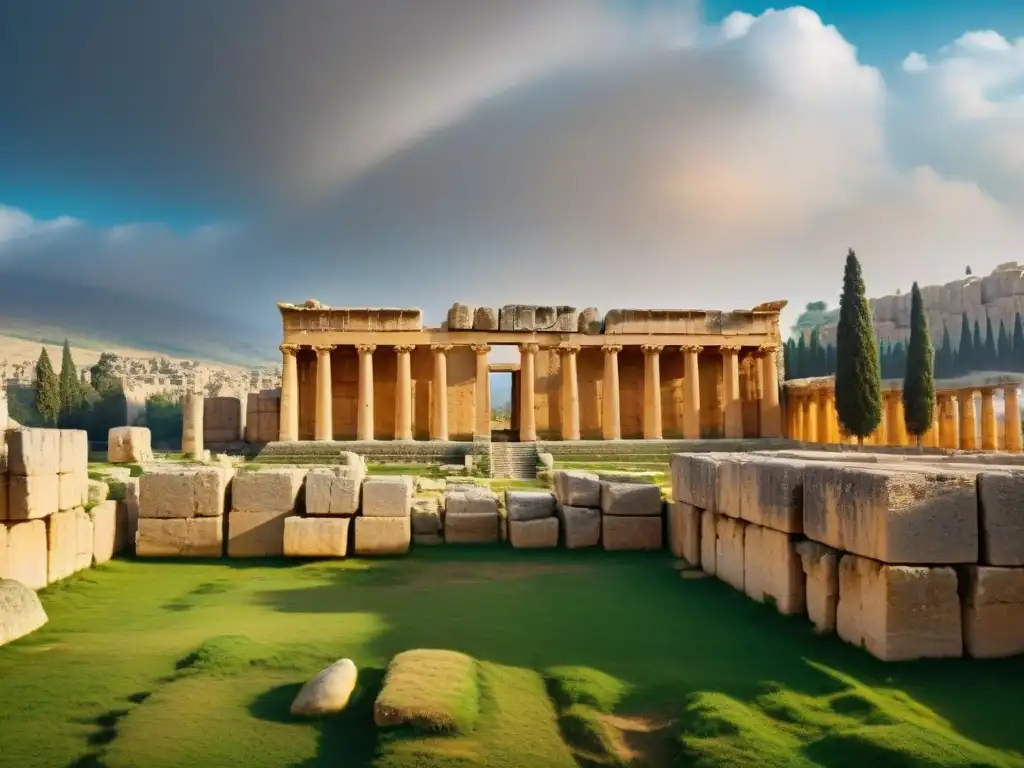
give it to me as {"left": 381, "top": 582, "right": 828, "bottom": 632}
{"left": 1, "top": 520, "right": 47, "bottom": 589}
{"left": 553, "top": 471, "right": 601, "bottom": 508}
{"left": 228, "top": 510, "right": 292, "bottom": 557}
{"left": 600, "top": 482, "right": 662, "bottom": 517}
{"left": 505, "top": 491, "right": 555, "bottom": 522}
{"left": 557, "top": 505, "right": 601, "bottom": 549}
{"left": 232, "top": 468, "right": 304, "bottom": 515}
{"left": 671, "top": 454, "right": 720, "bottom": 510}
{"left": 738, "top": 458, "right": 804, "bottom": 533}
{"left": 284, "top": 517, "right": 349, "bottom": 557}
{"left": 715, "top": 515, "right": 745, "bottom": 591}
{"left": 362, "top": 477, "right": 413, "bottom": 518}
{"left": 796, "top": 540, "right": 840, "bottom": 633}
{"left": 305, "top": 467, "right": 363, "bottom": 516}
{"left": 961, "top": 566, "right": 1024, "bottom": 659}
{"left": 743, "top": 524, "right": 805, "bottom": 615}
{"left": 667, "top": 502, "right": 701, "bottom": 565}
{"left": 8, "top": 474, "right": 59, "bottom": 520}
{"left": 90, "top": 501, "right": 119, "bottom": 565}
{"left": 444, "top": 512, "right": 499, "bottom": 544}
{"left": 602, "top": 515, "right": 662, "bottom": 551}
{"left": 139, "top": 467, "right": 232, "bottom": 518}
{"left": 700, "top": 509, "right": 717, "bottom": 576}
{"left": 58, "top": 471, "right": 87, "bottom": 512}
{"left": 509, "top": 517, "right": 558, "bottom": 548}
{"left": 977, "top": 472, "right": 1024, "bottom": 566}
{"left": 107, "top": 426, "right": 153, "bottom": 464}
{"left": 355, "top": 516, "right": 411, "bottom": 555}
{"left": 58, "top": 430, "right": 88, "bottom": 475}
{"left": 136, "top": 517, "right": 224, "bottom": 558}
{"left": 445, "top": 487, "right": 498, "bottom": 516}
{"left": 411, "top": 498, "right": 442, "bottom": 534}
{"left": 836, "top": 554, "right": 962, "bottom": 661}
{"left": 6, "top": 428, "right": 60, "bottom": 476}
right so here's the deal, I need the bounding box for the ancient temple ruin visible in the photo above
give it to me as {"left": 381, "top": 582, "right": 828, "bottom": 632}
{"left": 274, "top": 300, "right": 787, "bottom": 442}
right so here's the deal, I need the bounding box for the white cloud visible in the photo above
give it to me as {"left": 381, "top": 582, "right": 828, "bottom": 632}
{"left": 902, "top": 52, "right": 928, "bottom": 72}
{"left": 0, "top": 206, "right": 78, "bottom": 248}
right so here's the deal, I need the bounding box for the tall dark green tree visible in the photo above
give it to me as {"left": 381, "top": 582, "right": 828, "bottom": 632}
{"left": 795, "top": 334, "right": 807, "bottom": 379}
{"left": 1014, "top": 312, "right": 1024, "bottom": 372}
{"left": 936, "top": 324, "right": 954, "bottom": 379}
{"left": 958, "top": 314, "right": 974, "bottom": 375}
{"left": 998, "top": 320, "right": 1011, "bottom": 371}
{"left": 835, "top": 249, "right": 882, "bottom": 445}
{"left": 783, "top": 339, "right": 795, "bottom": 380}
{"left": 58, "top": 339, "right": 84, "bottom": 416}
{"left": 825, "top": 344, "right": 836, "bottom": 375}
{"left": 903, "top": 283, "right": 935, "bottom": 445}
{"left": 984, "top": 316, "right": 998, "bottom": 370}
{"left": 34, "top": 349, "right": 60, "bottom": 425}
{"left": 809, "top": 327, "right": 822, "bottom": 376}
{"left": 973, "top": 320, "right": 983, "bottom": 371}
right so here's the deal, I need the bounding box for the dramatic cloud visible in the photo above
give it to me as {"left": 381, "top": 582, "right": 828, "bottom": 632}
{"left": 2, "top": 3, "right": 1023, "bottom": 358}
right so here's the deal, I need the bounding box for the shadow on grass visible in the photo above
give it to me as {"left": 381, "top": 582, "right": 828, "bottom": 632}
{"left": 249, "top": 669, "right": 385, "bottom": 767}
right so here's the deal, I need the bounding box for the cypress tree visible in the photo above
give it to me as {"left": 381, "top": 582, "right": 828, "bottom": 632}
{"left": 34, "top": 349, "right": 60, "bottom": 425}
{"left": 903, "top": 282, "right": 935, "bottom": 445}
{"left": 998, "top": 320, "right": 1011, "bottom": 371}
{"left": 984, "top": 316, "right": 998, "bottom": 369}
{"left": 783, "top": 339, "right": 795, "bottom": 380}
{"left": 958, "top": 314, "right": 974, "bottom": 375}
{"left": 825, "top": 344, "right": 836, "bottom": 375}
{"left": 809, "top": 327, "right": 821, "bottom": 376}
{"left": 937, "top": 324, "right": 953, "bottom": 379}
{"left": 58, "top": 339, "right": 84, "bottom": 416}
{"left": 795, "top": 334, "right": 807, "bottom": 379}
{"left": 1014, "top": 312, "right": 1024, "bottom": 372}
{"left": 835, "top": 249, "right": 882, "bottom": 445}
{"left": 973, "top": 320, "right": 983, "bottom": 371}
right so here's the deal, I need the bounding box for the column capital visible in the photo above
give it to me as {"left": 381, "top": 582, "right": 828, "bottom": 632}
{"left": 470, "top": 344, "right": 491, "bottom": 355}
{"left": 755, "top": 343, "right": 779, "bottom": 356}
{"left": 394, "top": 344, "right": 416, "bottom": 354}
{"left": 430, "top": 343, "right": 453, "bottom": 352}
{"left": 556, "top": 344, "right": 581, "bottom": 355}
{"left": 979, "top": 386, "right": 997, "bottom": 396}
{"left": 602, "top": 344, "right": 623, "bottom": 355}
{"left": 280, "top": 343, "right": 300, "bottom": 356}
{"left": 680, "top": 344, "right": 704, "bottom": 354}
{"left": 958, "top": 386, "right": 977, "bottom": 397}
{"left": 720, "top": 344, "right": 742, "bottom": 355}
{"left": 355, "top": 343, "right": 377, "bottom": 354}
{"left": 641, "top": 344, "right": 664, "bottom": 354}
{"left": 312, "top": 344, "right": 336, "bottom": 355}
{"left": 519, "top": 342, "right": 540, "bottom": 354}
{"left": 1004, "top": 383, "right": 1020, "bottom": 394}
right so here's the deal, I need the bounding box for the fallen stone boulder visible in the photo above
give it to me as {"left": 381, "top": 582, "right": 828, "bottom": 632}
{"left": 107, "top": 426, "right": 153, "bottom": 464}
{"left": 557, "top": 505, "right": 601, "bottom": 549}
{"left": 600, "top": 482, "right": 662, "bottom": 517}
{"left": 553, "top": 470, "right": 600, "bottom": 507}
{"left": 0, "top": 579, "right": 47, "bottom": 647}
{"left": 291, "top": 659, "right": 359, "bottom": 716}
{"left": 961, "top": 566, "right": 1024, "bottom": 659}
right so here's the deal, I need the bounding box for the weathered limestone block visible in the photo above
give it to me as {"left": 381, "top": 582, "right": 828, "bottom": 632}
{"left": 73, "top": 507, "right": 93, "bottom": 572}
{"left": 123, "top": 478, "right": 139, "bottom": 545}
{"left": 836, "top": 554, "right": 962, "bottom": 661}
{"left": 509, "top": 517, "right": 558, "bottom": 549}
{"left": 305, "top": 467, "right": 363, "bottom": 516}
{"left": 557, "top": 505, "right": 601, "bottom": 549}
{"left": 203, "top": 396, "right": 245, "bottom": 443}
{"left": 473, "top": 306, "right": 498, "bottom": 331}
{"left": 8, "top": 474, "right": 59, "bottom": 520}
{"left": 58, "top": 430, "right": 88, "bottom": 474}
{"left": 47, "top": 508, "right": 80, "bottom": 582}
{"left": 714, "top": 456, "right": 748, "bottom": 519}
{"left": 58, "top": 471, "right": 87, "bottom": 512}
{"left": 803, "top": 465, "right": 977, "bottom": 564}
{"left": 87, "top": 479, "right": 109, "bottom": 505}
{"left": 0, "top": 525, "right": 5, "bottom": 579}
{"left": 578, "top": 307, "right": 602, "bottom": 334}
{"left": 107, "top": 426, "right": 153, "bottom": 464}
{"left": 411, "top": 498, "right": 442, "bottom": 535}
{"left": 447, "top": 303, "right": 476, "bottom": 330}
{"left": 6, "top": 428, "right": 60, "bottom": 476}
{"left": 136, "top": 517, "right": 224, "bottom": 558}
{"left": 552, "top": 306, "right": 579, "bottom": 332}
{"left": 291, "top": 659, "right": 358, "bottom": 716}
{"left": 283, "top": 517, "right": 350, "bottom": 558}
{"left": 232, "top": 468, "right": 305, "bottom": 514}
{"left": 700, "top": 510, "right": 717, "bottom": 576}
{"left": 361, "top": 477, "right": 413, "bottom": 518}
{"left": 2, "top": 520, "right": 47, "bottom": 589}
{"left": 355, "top": 516, "right": 411, "bottom": 556}
{"left": 90, "top": 501, "right": 119, "bottom": 565}
{"left": 0, "top": 475, "right": 6, "bottom": 520}
{"left": 114, "top": 500, "right": 131, "bottom": 554}
{"left": 667, "top": 502, "right": 701, "bottom": 565}
{"left": 961, "top": 566, "right": 1024, "bottom": 659}
{"left": 715, "top": 516, "right": 745, "bottom": 591}
{"left": 602, "top": 515, "right": 662, "bottom": 550}
{"left": 594, "top": 471, "right": 655, "bottom": 484}
{"left": 743, "top": 524, "right": 805, "bottom": 615}
{"left": 977, "top": 472, "right": 1024, "bottom": 566}
{"left": 414, "top": 532, "right": 444, "bottom": 546}
{"left": 444, "top": 512, "right": 499, "bottom": 544}
{"left": 415, "top": 477, "right": 445, "bottom": 493}
{"left": 0, "top": 578, "right": 48, "bottom": 646}
{"left": 601, "top": 482, "right": 662, "bottom": 517}
{"left": 554, "top": 470, "right": 600, "bottom": 507}
{"left": 445, "top": 487, "right": 499, "bottom": 516}
{"left": 139, "top": 467, "right": 232, "bottom": 518}
{"left": 505, "top": 490, "right": 555, "bottom": 522}
{"left": 671, "top": 453, "right": 720, "bottom": 510}
{"left": 796, "top": 540, "right": 840, "bottom": 633}
{"left": 738, "top": 458, "right": 804, "bottom": 533}
{"left": 228, "top": 510, "right": 292, "bottom": 557}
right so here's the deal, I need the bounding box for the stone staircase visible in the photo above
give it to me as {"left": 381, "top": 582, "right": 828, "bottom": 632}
{"left": 489, "top": 442, "right": 539, "bottom": 479}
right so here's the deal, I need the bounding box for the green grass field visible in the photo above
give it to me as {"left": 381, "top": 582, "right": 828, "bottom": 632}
{"left": 3, "top": 549, "right": 1023, "bottom": 768}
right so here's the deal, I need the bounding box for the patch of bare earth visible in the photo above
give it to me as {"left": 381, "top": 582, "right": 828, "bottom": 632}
{"left": 600, "top": 714, "right": 678, "bottom": 768}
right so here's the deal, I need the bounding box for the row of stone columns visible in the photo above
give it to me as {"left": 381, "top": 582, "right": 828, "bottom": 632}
{"left": 787, "top": 385, "right": 1023, "bottom": 452}
{"left": 278, "top": 341, "right": 784, "bottom": 442}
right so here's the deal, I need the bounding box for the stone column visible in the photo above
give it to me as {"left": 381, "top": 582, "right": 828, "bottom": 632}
{"left": 430, "top": 344, "right": 451, "bottom": 441}
{"left": 519, "top": 343, "right": 539, "bottom": 442}
{"left": 756, "top": 344, "right": 782, "bottom": 437}
{"left": 681, "top": 345, "right": 703, "bottom": 439}
{"left": 313, "top": 344, "right": 335, "bottom": 441}
{"left": 394, "top": 345, "right": 415, "bottom": 441}
{"left": 640, "top": 345, "right": 663, "bottom": 439}
{"left": 979, "top": 387, "right": 998, "bottom": 451}
{"left": 937, "top": 393, "right": 958, "bottom": 449}
{"left": 471, "top": 344, "right": 491, "bottom": 437}
{"left": 815, "top": 389, "right": 831, "bottom": 443}
{"left": 182, "top": 391, "right": 204, "bottom": 458}
{"left": 720, "top": 345, "right": 743, "bottom": 439}
{"left": 356, "top": 344, "right": 376, "bottom": 441}
{"left": 601, "top": 345, "right": 622, "bottom": 440}
{"left": 883, "top": 392, "right": 898, "bottom": 446}
{"left": 1004, "top": 384, "right": 1022, "bottom": 453}
{"left": 802, "top": 391, "right": 817, "bottom": 443}
{"left": 958, "top": 388, "right": 977, "bottom": 450}
{"left": 791, "top": 393, "right": 804, "bottom": 440}
{"left": 278, "top": 343, "right": 300, "bottom": 442}
{"left": 559, "top": 345, "right": 581, "bottom": 440}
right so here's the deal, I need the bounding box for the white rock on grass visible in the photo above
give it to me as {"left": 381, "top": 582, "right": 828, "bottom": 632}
{"left": 0, "top": 578, "right": 48, "bottom": 647}
{"left": 290, "top": 659, "right": 359, "bottom": 716}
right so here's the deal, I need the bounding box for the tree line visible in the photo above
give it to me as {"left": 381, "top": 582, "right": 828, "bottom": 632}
{"left": 11, "top": 342, "right": 184, "bottom": 446}
{"left": 786, "top": 309, "right": 1024, "bottom": 382}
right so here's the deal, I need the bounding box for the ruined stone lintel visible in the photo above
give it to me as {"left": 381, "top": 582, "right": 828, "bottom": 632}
{"left": 680, "top": 344, "right": 704, "bottom": 354}
{"left": 280, "top": 343, "right": 300, "bottom": 356}
{"left": 720, "top": 344, "right": 743, "bottom": 354}
{"left": 641, "top": 344, "right": 664, "bottom": 354}
{"left": 393, "top": 344, "right": 417, "bottom": 354}
{"left": 602, "top": 344, "right": 623, "bottom": 354}
{"left": 470, "top": 344, "right": 491, "bottom": 354}
{"left": 355, "top": 344, "right": 377, "bottom": 354}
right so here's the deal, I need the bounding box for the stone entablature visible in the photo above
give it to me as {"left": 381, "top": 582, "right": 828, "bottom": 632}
{"left": 276, "top": 300, "right": 788, "bottom": 444}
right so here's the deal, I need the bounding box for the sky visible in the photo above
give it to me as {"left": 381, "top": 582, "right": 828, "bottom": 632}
{"left": 1, "top": 0, "right": 1023, "bottom": 358}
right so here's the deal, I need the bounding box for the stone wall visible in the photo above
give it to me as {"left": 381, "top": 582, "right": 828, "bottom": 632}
{"left": 671, "top": 450, "right": 1024, "bottom": 661}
